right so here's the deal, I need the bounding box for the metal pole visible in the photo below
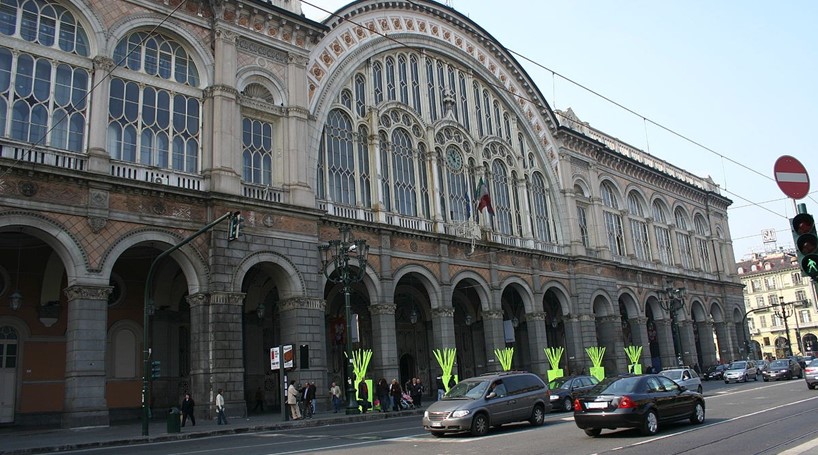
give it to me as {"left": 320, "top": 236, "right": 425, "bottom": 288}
{"left": 344, "top": 282, "right": 359, "bottom": 414}
{"left": 142, "top": 211, "right": 234, "bottom": 436}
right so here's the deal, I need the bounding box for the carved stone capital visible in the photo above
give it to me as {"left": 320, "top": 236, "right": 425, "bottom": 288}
{"left": 210, "top": 292, "right": 246, "bottom": 306}
{"left": 526, "top": 311, "right": 546, "bottom": 322}
{"left": 370, "top": 303, "right": 396, "bottom": 316}
{"left": 655, "top": 319, "right": 672, "bottom": 328}
{"left": 215, "top": 28, "right": 238, "bottom": 44}
{"left": 203, "top": 84, "right": 240, "bottom": 99}
{"left": 186, "top": 293, "right": 209, "bottom": 308}
{"left": 483, "top": 310, "right": 504, "bottom": 320}
{"left": 92, "top": 55, "right": 116, "bottom": 72}
{"left": 279, "top": 297, "right": 325, "bottom": 312}
{"left": 431, "top": 307, "right": 455, "bottom": 318}
{"left": 64, "top": 285, "right": 113, "bottom": 301}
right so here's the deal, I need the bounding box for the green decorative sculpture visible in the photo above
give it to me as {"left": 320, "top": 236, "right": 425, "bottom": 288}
{"left": 624, "top": 345, "right": 643, "bottom": 374}
{"left": 433, "top": 348, "right": 457, "bottom": 392}
{"left": 350, "top": 349, "right": 373, "bottom": 411}
{"left": 494, "top": 347, "right": 514, "bottom": 371}
{"left": 544, "top": 347, "right": 565, "bottom": 382}
{"left": 585, "top": 346, "right": 606, "bottom": 381}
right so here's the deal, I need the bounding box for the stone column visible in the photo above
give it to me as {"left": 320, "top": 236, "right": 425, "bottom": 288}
{"left": 714, "top": 322, "right": 732, "bottom": 363}
{"left": 525, "top": 312, "right": 548, "bottom": 377}
{"left": 565, "top": 315, "right": 589, "bottom": 375}
{"left": 482, "top": 310, "right": 505, "bottom": 372}
{"left": 628, "top": 317, "right": 651, "bottom": 367}
{"left": 279, "top": 297, "right": 326, "bottom": 389}
{"left": 696, "top": 321, "right": 718, "bottom": 367}
{"left": 86, "top": 56, "right": 114, "bottom": 174}
{"left": 208, "top": 291, "right": 246, "bottom": 418}
{"left": 596, "top": 315, "right": 625, "bottom": 376}
{"left": 186, "top": 293, "right": 211, "bottom": 421}
{"left": 656, "top": 319, "right": 677, "bottom": 368}
{"left": 62, "top": 284, "right": 112, "bottom": 428}
{"left": 677, "top": 320, "right": 699, "bottom": 367}
{"left": 370, "top": 303, "right": 398, "bottom": 382}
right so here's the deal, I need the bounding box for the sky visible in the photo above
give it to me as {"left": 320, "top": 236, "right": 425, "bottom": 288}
{"left": 301, "top": 0, "right": 818, "bottom": 260}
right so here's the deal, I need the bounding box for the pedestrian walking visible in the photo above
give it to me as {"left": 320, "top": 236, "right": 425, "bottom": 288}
{"left": 330, "top": 381, "right": 342, "bottom": 413}
{"left": 389, "top": 379, "right": 402, "bottom": 411}
{"left": 302, "top": 381, "right": 315, "bottom": 419}
{"left": 181, "top": 392, "right": 196, "bottom": 427}
{"left": 215, "top": 389, "right": 228, "bottom": 425}
{"left": 376, "top": 378, "right": 390, "bottom": 412}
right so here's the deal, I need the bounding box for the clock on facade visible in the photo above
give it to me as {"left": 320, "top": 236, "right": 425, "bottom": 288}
{"left": 446, "top": 148, "right": 463, "bottom": 170}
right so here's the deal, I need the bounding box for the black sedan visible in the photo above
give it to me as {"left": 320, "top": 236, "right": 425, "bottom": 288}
{"left": 574, "top": 374, "right": 705, "bottom": 437}
{"left": 703, "top": 364, "right": 727, "bottom": 381}
{"left": 548, "top": 375, "right": 599, "bottom": 412}
{"left": 762, "top": 358, "right": 803, "bottom": 381}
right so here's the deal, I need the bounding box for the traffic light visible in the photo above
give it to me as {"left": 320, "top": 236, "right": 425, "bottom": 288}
{"left": 227, "top": 211, "right": 242, "bottom": 241}
{"left": 151, "top": 360, "right": 161, "bottom": 379}
{"left": 792, "top": 212, "right": 818, "bottom": 280}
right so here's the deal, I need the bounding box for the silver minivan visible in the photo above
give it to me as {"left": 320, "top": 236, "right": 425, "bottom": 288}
{"left": 422, "top": 371, "right": 552, "bottom": 436}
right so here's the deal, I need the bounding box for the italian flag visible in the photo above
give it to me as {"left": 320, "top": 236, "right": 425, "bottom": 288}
{"left": 475, "top": 177, "right": 494, "bottom": 215}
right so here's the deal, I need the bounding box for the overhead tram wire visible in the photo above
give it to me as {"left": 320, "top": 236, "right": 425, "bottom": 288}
{"left": 305, "top": 0, "right": 786, "bottom": 221}
{"left": 0, "top": 0, "right": 189, "bottom": 180}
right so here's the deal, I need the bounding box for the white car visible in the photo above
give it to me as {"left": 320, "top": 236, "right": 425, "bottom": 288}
{"left": 723, "top": 360, "right": 758, "bottom": 383}
{"left": 659, "top": 368, "right": 703, "bottom": 394}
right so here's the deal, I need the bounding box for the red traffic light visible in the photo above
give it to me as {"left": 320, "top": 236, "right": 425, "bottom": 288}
{"left": 798, "top": 234, "right": 818, "bottom": 255}
{"left": 793, "top": 213, "right": 815, "bottom": 235}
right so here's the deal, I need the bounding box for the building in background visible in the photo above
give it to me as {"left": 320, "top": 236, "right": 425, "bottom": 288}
{"left": 0, "top": 0, "right": 745, "bottom": 428}
{"left": 737, "top": 250, "right": 818, "bottom": 360}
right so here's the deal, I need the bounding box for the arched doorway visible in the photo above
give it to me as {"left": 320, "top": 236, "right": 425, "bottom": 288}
{"left": 399, "top": 354, "right": 415, "bottom": 392}
{"left": 0, "top": 326, "right": 18, "bottom": 423}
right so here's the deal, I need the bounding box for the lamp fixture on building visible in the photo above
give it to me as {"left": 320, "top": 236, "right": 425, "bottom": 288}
{"left": 319, "top": 226, "right": 369, "bottom": 415}
{"left": 409, "top": 306, "right": 419, "bottom": 325}
{"left": 256, "top": 303, "right": 266, "bottom": 320}
{"left": 9, "top": 238, "right": 22, "bottom": 311}
{"left": 465, "top": 314, "right": 473, "bottom": 326}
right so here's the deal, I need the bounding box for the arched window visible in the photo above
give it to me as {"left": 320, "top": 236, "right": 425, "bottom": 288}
{"left": 492, "top": 160, "right": 512, "bottom": 235}
{"left": 0, "top": 0, "right": 90, "bottom": 152}
{"left": 675, "top": 207, "right": 694, "bottom": 269}
{"left": 322, "top": 109, "right": 356, "bottom": 205}
{"left": 652, "top": 199, "right": 673, "bottom": 265}
{"left": 601, "top": 181, "right": 624, "bottom": 256}
{"left": 242, "top": 118, "right": 273, "bottom": 185}
{"left": 694, "top": 214, "right": 711, "bottom": 272}
{"left": 628, "top": 191, "right": 651, "bottom": 261}
{"left": 391, "top": 128, "right": 417, "bottom": 216}
{"left": 531, "top": 172, "right": 552, "bottom": 242}
{"left": 107, "top": 30, "right": 201, "bottom": 172}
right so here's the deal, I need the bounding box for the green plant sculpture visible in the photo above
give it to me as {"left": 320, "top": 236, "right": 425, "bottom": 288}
{"left": 349, "top": 349, "right": 373, "bottom": 411}
{"left": 494, "top": 347, "right": 514, "bottom": 371}
{"left": 624, "top": 345, "right": 643, "bottom": 374}
{"left": 585, "top": 346, "right": 606, "bottom": 381}
{"left": 544, "top": 347, "right": 565, "bottom": 382}
{"left": 433, "top": 348, "right": 457, "bottom": 392}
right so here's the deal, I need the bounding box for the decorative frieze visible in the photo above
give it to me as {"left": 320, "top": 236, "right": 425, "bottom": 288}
{"left": 483, "top": 310, "right": 504, "bottom": 320}
{"left": 64, "top": 285, "right": 113, "bottom": 301}
{"left": 237, "top": 37, "right": 288, "bottom": 63}
{"left": 370, "top": 303, "right": 397, "bottom": 315}
{"left": 526, "top": 311, "right": 546, "bottom": 322}
{"left": 279, "top": 297, "right": 325, "bottom": 312}
{"left": 431, "top": 307, "right": 455, "bottom": 318}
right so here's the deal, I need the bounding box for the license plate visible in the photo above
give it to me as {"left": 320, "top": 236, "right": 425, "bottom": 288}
{"left": 585, "top": 402, "right": 608, "bottom": 409}
{"left": 431, "top": 422, "right": 443, "bottom": 428}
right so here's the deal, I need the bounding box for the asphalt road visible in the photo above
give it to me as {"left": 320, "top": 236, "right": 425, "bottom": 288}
{"left": 63, "top": 377, "right": 818, "bottom": 454}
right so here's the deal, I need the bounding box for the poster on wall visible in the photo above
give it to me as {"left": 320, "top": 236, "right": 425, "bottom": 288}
{"left": 270, "top": 345, "right": 294, "bottom": 370}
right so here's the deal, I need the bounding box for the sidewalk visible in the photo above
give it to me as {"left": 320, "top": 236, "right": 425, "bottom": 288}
{"left": 0, "top": 407, "right": 424, "bottom": 455}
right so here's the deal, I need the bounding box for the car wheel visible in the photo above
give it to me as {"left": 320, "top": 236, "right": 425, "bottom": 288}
{"left": 742, "top": 374, "right": 747, "bottom": 382}
{"left": 640, "top": 409, "right": 659, "bottom": 436}
{"left": 689, "top": 401, "right": 705, "bottom": 425}
{"left": 529, "top": 405, "right": 545, "bottom": 426}
{"left": 430, "top": 431, "right": 445, "bottom": 438}
{"left": 584, "top": 428, "right": 602, "bottom": 437}
{"left": 809, "top": 383, "right": 815, "bottom": 390}
{"left": 754, "top": 373, "right": 759, "bottom": 381}
{"left": 697, "top": 385, "right": 702, "bottom": 394}
{"left": 724, "top": 380, "right": 729, "bottom": 384}
{"left": 470, "top": 413, "right": 489, "bottom": 437}
{"left": 563, "top": 397, "right": 574, "bottom": 412}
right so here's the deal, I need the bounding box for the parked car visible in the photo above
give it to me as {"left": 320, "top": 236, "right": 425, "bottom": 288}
{"left": 755, "top": 359, "right": 769, "bottom": 373}
{"left": 573, "top": 374, "right": 705, "bottom": 437}
{"left": 723, "top": 360, "right": 758, "bottom": 383}
{"left": 804, "top": 359, "right": 818, "bottom": 389}
{"left": 790, "top": 356, "right": 808, "bottom": 370}
{"left": 763, "top": 358, "right": 803, "bottom": 381}
{"left": 548, "top": 375, "right": 599, "bottom": 412}
{"left": 703, "top": 364, "right": 727, "bottom": 381}
{"left": 660, "top": 367, "right": 703, "bottom": 394}
{"left": 422, "top": 371, "right": 552, "bottom": 437}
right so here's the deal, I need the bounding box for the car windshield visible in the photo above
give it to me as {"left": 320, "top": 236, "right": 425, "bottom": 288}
{"left": 660, "top": 370, "right": 683, "bottom": 380}
{"left": 444, "top": 380, "right": 489, "bottom": 399}
{"left": 808, "top": 359, "right": 818, "bottom": 367}
{"left": 549, "top": 378, "right": 571, "bottom": 389}
{"left": 769, "top": 360, "right": 788, "bottom": 368}
{"left": 728, "top": 362, "right": 747, "bottom": 370}
{"left": 587, "top": 376, "right": 641, "bottom": 395}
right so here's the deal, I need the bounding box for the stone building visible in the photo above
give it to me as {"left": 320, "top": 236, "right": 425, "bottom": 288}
{"left": 737, "top": 251, "right": 818, "bottom": 360}
{"left": 0, "top": 0, "right": 746, "bottom": 428}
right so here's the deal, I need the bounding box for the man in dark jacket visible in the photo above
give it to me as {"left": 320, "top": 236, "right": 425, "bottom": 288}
{"left": 303, "top": 381, "right": 315, "bottom": 418}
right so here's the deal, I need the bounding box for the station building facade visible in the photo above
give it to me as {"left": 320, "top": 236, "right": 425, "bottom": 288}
{"left": 0, "top": 0, "right": 746, "bottom": 427}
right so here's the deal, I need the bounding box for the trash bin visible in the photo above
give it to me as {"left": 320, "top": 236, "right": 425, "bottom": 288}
{"left": 167, "top": 407, "right": 181, "bottom": 433}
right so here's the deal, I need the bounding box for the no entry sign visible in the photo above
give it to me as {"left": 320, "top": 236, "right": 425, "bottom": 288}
{"left": 774, "top": 155, "right": 810, "bottom": 199}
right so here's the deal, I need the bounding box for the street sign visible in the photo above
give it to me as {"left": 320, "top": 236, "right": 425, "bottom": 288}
{"left": 774, "top": 155, "right": 810, "bottom": 199}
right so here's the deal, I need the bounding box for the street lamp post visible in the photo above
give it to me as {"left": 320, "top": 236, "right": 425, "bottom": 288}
{"left": 658, "top": 282, "right": 687, "bottom": 367}
{"left": 776, "top": 296, "right": 793, "bottom": 357}
{"left": 319, "top": 226, "right": 369, "bottom": 415}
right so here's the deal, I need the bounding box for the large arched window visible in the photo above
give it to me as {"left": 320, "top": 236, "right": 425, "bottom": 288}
{"left": 628, "top": 191, "right": 651, "bottom": 261}
{"left": 321, "top": 109, "right": 356, "bottom": 205}
{"left": 531, "top": 172, "right": 552, "bottom": 242}
{"left": 391, "top": 128, "right": 417, "bottom": 216}
{"left": 694, "top": 214, "right": 711, "bottom": 272}
{"left": 0, "top": 0, "right": 90, "bottom": 151}
{"left": 601, "top": 181, "right": 625, "bottom": 256}
{"left": 675, "top": 207, "right": 694, "bottom": 269}
{"left": 107, "top": 30, "right": 201, "bottom": 172}
{"left": 491, "top": 160, "right": 512, "bottom": 235}
{"left": 652, "top": 199, "right": 673, "bottom": 265}
{"left": 242, "top": 118, "right": 272, "bottom": 185}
